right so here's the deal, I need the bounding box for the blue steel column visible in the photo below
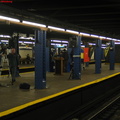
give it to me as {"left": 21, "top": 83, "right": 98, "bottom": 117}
{"left": 73, "top": 36, "right": 81, "bottom": 79}
{"left": 95, "top": 39, "right": 102, "bottom": 74}
{"left": 67, "top": 48, "right": 72, "bottom": 72}
{"left": 109, "top": 40, "right": 115, "bottom": 70}
{"left": 35, "top": 30, "right": 46, "bottom": 89}
{"left": 46, "top": 40, "right": 50, "bottom": 72}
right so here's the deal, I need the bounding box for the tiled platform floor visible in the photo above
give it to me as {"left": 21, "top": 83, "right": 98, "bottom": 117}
{"left": 0, "top": 63, "right": 120, "bottom": 112}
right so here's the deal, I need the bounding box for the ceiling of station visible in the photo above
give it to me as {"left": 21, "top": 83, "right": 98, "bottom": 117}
{"left": 1, "top": 0, "right": 120, "bottom": 39}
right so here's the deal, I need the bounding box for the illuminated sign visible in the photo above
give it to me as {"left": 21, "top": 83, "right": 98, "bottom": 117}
{"left": 0, "top": 0, "right": 13, "bottom": 3}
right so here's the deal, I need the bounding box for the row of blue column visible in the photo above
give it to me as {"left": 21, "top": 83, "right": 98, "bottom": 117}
{"left": 34, "top": 29, "right": 115, "bottom": 89}
{"left": 95, "top": 39, "right": 115, "bottom": 74}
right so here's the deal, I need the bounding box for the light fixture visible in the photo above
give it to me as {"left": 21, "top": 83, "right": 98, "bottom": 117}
{"left": 55, "top": 43, "right": 61, "bottom": 46}
{"left": 19, "top": 37, "right": 35, "bottom": 40}
{"left": 101, "top": 47, "right": 106, "bottom": 49}
{"left": 91, "top": 34, "right": 99, "bottom": 38}
{"left": 1, "top": 15, "right": 120, "bottom": 44}
{"left": 99, "top": 36, "right": 106, "bottom": 39}
{"left": 48, "top": 26, "right": 65, "bottom": 31}
{"left": 0, "top": 35, "right": 11, "bottom": 38}
{"left": 102, "top": 44, "right": 107, "bottom": 46}
{"left": 62, "top": 44, "right": 67, "bottom": 46}
{"left": 1, "top": 40, "right": 8, "bottom": 42}
{"left": 19, "top": 41, "right": 23, "bottom": 43}
{"left": 62, "top": 41, "right": 68, "bottom": 43}
{"left": 51, "top": 43, "right": 56, "bottom": 45}
{"left": 106, "top": 37, "right": 112, "bottom": 40}
{"left": 22, "top": 21, "right": 46, "bottom": 28}
{"left": 81, "top": 45, "right": 85, "bottom": 47}
{"left": 112, "top": 38, "right": 117, "bottom": 41}
{"left": 51, "top": 40, "right": 62, "bottom": 43}
{"left": 24, "top": 41, "right": 33, "bottom": 44}
{"left": 89, "top": 43, "right": 96, "bottom": 45}
{"left": 80, "top": 32, "right": 90, "bottom": 36}
{"left": 116, "top": 39, "right": 120, "bottom": 42}
{"left": 0, "top": 15, "right": 19, "bottom": 22}
{"left": 66, "top": 29, "right": 79, "bottom": 34}
{"left": 115, "top": 42, "right": 120, "bottom": 44}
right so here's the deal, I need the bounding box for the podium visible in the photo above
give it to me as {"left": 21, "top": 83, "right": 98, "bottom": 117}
{"left": 54, "top": 57, "right": 64, "bottom": 75}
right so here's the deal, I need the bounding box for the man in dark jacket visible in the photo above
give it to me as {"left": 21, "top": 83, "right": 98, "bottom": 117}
{"left": 62, "top": 49, "right": 69, "bottom": 72}
{"left": 7, "top": 48, "right": 19, "bottom": 85}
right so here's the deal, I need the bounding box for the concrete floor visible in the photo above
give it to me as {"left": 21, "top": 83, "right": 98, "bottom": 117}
{"left": 0, "top": 63, "right": 120, "bottom": 112}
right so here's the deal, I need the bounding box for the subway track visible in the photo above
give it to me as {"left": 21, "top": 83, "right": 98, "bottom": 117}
{"left": 66, "top": 90, "right": 120, "bottom": 120}
{"left": 85, "top": 93, "right": 120, "bottom": 120}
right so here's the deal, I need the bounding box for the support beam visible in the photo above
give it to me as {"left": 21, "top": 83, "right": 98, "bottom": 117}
{"left": 95, "top": 39, "right": 102, "bottom": 74}
{"left": 109, "top": 40, "right": 115, "bottom": 70}
{"left": 46, "top": 47, "right": 50, "bottom": 72}
{"left": 35, "top": 29, "right": 46, "bottom": 89}
{"left": 72, "top": 36, "right": 81, "bottom": 79}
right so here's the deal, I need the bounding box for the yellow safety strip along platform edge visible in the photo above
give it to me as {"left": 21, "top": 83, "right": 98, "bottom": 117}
{"left": 0, "top": 72, "right": 120, "bottom": 117}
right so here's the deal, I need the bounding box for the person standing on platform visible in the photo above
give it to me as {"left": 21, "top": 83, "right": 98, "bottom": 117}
{"left": 62, "top": 49, "right": 69, "bottom": 72}
{"left": 7, "top": 48, "right": 19, "bottom": 85}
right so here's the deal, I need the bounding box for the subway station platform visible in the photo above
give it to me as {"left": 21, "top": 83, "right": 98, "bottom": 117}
{"left": 0, "top": 63, "right": 120, "bottom": 113}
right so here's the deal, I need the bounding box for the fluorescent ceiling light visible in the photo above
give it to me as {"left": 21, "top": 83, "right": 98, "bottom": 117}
{"left": 56, "top": 44, "right": 61, "bottom": 46}
{"left": 81, "top": 45, "right": 85, "bottom": 47}
{"left": 0, "top": 35, "right": 11, "bottom": 38}
{"left": 51, "top": 43, "right": 56, "bottom": 45}
{"left": 62, "top": 44, "right": 67, "bottom": 46}
{"left": 101, "top": 47, "right": 106, "bottom": 49}
{"left": 19, "top": 37, "right": 25, "bottom": 39}
{"left": 51, "top": 40, "right": 61, "bottom": 43}
{"left": 51, "top": 40, "right": 68, "bottom": 43}
{"left": 112, "top": 38, "right": 117, "bottom": 41}
{"left": 1, "top": 40, "right": 8, "bottom": 42}
{"left": 115, "top": 42, "right": 120, "bottom": 44}
{"left": 66, "top": 29, "right": 79, "bottom": 34}
{"left": 19, "top": 41, "right": 23, "bottom": 43}
{"left": 0, "top": 15, "right": 19, "bottom": 22}
{"left": 102, "top": 44, "right": 107, "bottom": 46}
{"left": 19, "top": 37, "right": 35, "bottom": 40}
{"left": 91, "top": 34, "right": 99, "bottom": 38}
{"left": 80, "top": 32, "right": 90, "bottom": 36}
{"left": 23, "top": 21, "right": 46, "bottom": 28}
{"left": 106, "top": 37, "right": 112, "bottom": 40}
{"left": 24, "top": 41, "right": 33, "bottom": 44}
{"left": 89, "top": 43, "right": 96, "bottom": 45}
{"left": 99, "top": 36, "right": 106, "bottom": 39}
{"left": 112, "top": 39, "right": 120, "bottom": 42}
{"left": 62, "top": 41, "right": 68, "bottom": 43}
{"left": 48, "top": 26, "right": 65, "bottom": 31}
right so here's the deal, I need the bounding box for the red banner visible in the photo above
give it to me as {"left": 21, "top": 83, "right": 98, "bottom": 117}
{"left": 84, "top": 48, "right": 90, "bottom": 62}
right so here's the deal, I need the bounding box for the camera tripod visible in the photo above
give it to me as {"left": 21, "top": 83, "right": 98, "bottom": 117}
{"left": 68, "top": 61, "right": 81, "bottom": 80}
